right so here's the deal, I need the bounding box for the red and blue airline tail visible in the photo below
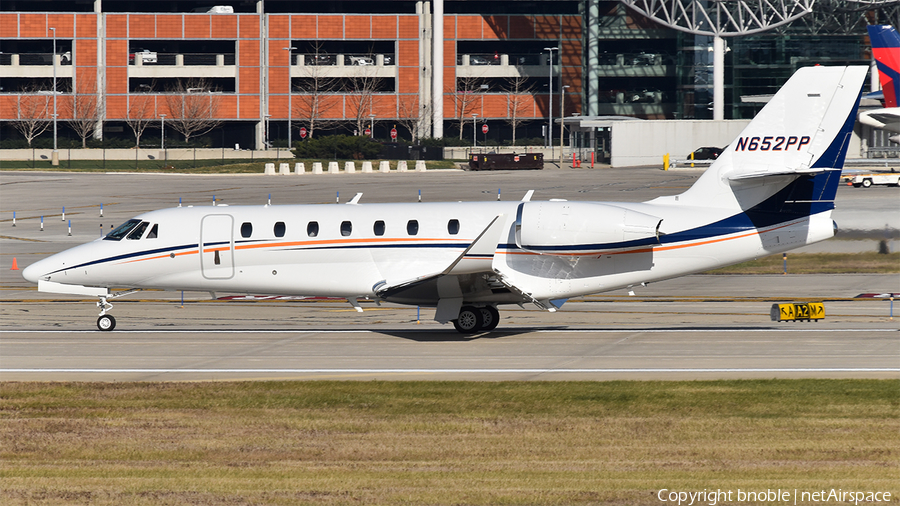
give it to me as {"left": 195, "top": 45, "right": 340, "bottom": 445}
{"left": 868, "top": 25, "right": 900, "bottom": 108}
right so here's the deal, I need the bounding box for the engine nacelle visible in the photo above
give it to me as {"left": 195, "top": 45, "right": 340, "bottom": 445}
{"left": 515, "top": 201, "right": 662, "bottom": 255}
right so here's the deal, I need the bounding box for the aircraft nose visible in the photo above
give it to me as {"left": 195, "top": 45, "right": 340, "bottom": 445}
{"left": 22, "top": 258, "right": 51, "bottom": 284}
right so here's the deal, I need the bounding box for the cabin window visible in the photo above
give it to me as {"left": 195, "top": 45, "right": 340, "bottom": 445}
{"left": 241, "top": 222, "right": 253, "bottom": 238}
{"left": 373, "top": 220, "right": 385, "bottom": 236}
{"left": 341, "top": 221, "right": 352, "bottom": 237}
{"left": 407, "top": 220, "right": 418, "bottom": 236}
{"left": 307, "top": 221, "right": 319, "bottom": 237}
{"left": 448, "top": 219, "right": 460, "bottom": 235}
{"left": 146, "top": 224, "right": 158, "bottom": 239}
{"left": 104, "top": 219, "right": 141, "bottom": 241}
{"left": 274, "top": 222, "right": 286, "bottom": 238}
{"left": 126, "top": 221, "right": 149, "bottom": 240}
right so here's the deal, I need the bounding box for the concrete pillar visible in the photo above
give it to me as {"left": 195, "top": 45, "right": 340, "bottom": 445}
{"left": 397, "top": 160, "right": 408, "bottom": 172}
{"left": 264, "top": 163, "right": 276, "bottom": 175}
{"left": 328, "top": 161, "right": 339, "bottom": 173}
{"left": 362, "top": 161, "right": 373, "bottom": 172}
{"left": 713, "top": 36, "right": 725, "bottom": 121}
{"left": 432, "top": 0, "right": 444, "bottom": 138}
{"left": 379, "top": 160, "right": 391, "bottom": 172}
{"left": 216, "top": 54, "right": 224, "bottom": 66}
{"left": 415, "top": 160, "right": 426, "bottom": 171}
{"left": 585, "top": 0, "right": 600, "bottom": 117}
{"left": 175, "top": 54, "right": 184, "bottom": 66}
{"left": 313, "top": 162, "right": 323, "bottom": 174}
{"left": 295, "top": 162, "right": 305, "bottom": 174}
{"left": 344, "top": 161, "right": 356, "bottom": 173}
{"left": 279, "top": 162, "right": 290, "bottom": 174}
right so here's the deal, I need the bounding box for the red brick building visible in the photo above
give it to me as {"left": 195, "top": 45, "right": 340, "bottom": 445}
{"left": 0, "top": 1, "right": 583, "bottom": 148}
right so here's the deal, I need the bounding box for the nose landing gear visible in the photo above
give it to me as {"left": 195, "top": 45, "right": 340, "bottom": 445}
{"left": 95, "top": 289, "right": 141, "bottom": 331}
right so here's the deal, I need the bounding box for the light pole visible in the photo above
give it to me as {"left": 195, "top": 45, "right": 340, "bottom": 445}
{"left": 50, "top": 27, "right": 58, "bottom": 166}
{"left": 159, "top": 114, "right": 166, "bottom": 161}
{"left": 560, "top": 84, "right": 569, "bottom": 166}
{"left": 369, "top": 114, "right": 376, "bottom": 138}
{"left": 544, "top": 47, "right": 557, "bottom": 151}
{"left": 471, "top": 113, "right": 478, "bottom": 147}
{"left": 283, "top": 46, "right": 296, "bottom": 149}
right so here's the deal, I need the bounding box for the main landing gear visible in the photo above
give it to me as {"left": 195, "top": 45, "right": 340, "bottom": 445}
{"left": 452, "top": 305, "right": 500, "bottom": 334}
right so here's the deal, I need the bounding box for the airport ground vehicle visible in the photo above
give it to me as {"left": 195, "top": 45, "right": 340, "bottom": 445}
{"left": 688, "top": 147, "right": 723, "bottom": 160}
{"left": 842, "top": 171, "right": 900, "bottom": 187}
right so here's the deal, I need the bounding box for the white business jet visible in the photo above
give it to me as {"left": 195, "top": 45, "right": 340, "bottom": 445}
{"left": 24, "top": 66, "right": 867, "bottom": 333}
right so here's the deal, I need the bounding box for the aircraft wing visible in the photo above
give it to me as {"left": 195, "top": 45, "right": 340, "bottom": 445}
{"left": 373, "top": 215, "right": 509, "bottom": 302}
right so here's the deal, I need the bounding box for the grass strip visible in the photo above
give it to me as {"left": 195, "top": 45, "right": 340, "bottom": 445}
{"left": 1, "top": 380, "right": 897, "bottom": 505}
{"left": 706, "top": 252, "right": 899, "bottom": 274}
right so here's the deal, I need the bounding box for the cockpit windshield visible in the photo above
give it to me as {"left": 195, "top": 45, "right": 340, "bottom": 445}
{"left": 126, "top": 222, "right": 149, "bottom": 240}
{"left": 104, "top": 219, "right": 141, "bottom": 241}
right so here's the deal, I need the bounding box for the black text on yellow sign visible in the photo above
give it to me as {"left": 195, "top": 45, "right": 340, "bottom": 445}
{"left": 770, "top": 302, "right": 825, "bottom": 322}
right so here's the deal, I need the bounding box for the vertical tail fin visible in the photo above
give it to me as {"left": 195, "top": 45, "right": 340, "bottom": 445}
{"left": 678, "top": 66, "right": 867, "bottom": 211}
{"left": 868, "top": 25, "right": 900, "bottom": 108}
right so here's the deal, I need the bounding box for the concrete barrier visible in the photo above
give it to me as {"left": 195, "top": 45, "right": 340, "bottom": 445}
{"left": 379, "top": 161, "right": 390, "bottom": 173}
{"left": 344, "top": 161, "right": 356, "bottom": 173}
{"left": 361, "top": 161, "right": 373, "bottom": 173}
{"left": 264, "top": 163, "right": 276, "bottom": 175}
{"left": 328, "top": 162, "right": 339, "bottom": 174}
{"left": 397, "top": 160, "right": 408, "bottom": 172}
{"left": 415, "top": 160, "right": 426, "bottom": 172}
{"left": 278, "top": 163, "right": 290, "bottom": 175}
{"left": 294, "top": 162, "right": 305, "bottom": 174}
{"left": 312, "top": 162, "right": 323, "bottom": 174}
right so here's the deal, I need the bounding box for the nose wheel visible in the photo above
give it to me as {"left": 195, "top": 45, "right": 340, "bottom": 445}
{"left": 97, "top": 314, "right": 117, "bottom": 331}
{"left": 93, "top": 288, "right": 140, "bottom": 332}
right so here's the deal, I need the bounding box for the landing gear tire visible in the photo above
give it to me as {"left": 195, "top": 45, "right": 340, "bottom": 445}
{"left": 479, "top": 306, "right": 500, "bottom": 331}
{"left": 453, "top": 306, "right": 483, "bottom": 334}
{"left": 97, "top": 314, "right": 116, "bottom": 332}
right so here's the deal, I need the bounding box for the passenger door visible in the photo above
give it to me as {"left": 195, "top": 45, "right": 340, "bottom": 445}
{"left": 200, "top": 214, "right": 234, "bottom": 279}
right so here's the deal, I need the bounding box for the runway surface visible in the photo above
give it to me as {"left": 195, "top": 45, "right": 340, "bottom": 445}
{"left": 1, "top": 169, "right": 898, "bottom": 381}
{"left": 2, "top": 274, "right": 897, "bottom": 381}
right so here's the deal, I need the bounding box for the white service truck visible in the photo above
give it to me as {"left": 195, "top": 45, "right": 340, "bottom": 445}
{"left": 842, "top": 171, "right": 900, "bottom": 188}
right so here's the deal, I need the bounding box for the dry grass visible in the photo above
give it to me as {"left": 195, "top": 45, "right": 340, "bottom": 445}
{"left": 706, "top": 252, "right": 900, "bottom": 274}
{"left": 1, "top": 380, "right": 897, "bottom": 505}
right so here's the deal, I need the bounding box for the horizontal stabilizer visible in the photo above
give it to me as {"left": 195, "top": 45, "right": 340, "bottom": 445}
{"left": 727, "top": 167, "right": 827, "bottom": 181}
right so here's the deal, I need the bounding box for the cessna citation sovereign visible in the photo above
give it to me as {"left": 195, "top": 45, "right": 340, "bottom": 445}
{"left": 24, "top": 65, "right": 867, "bottom": 333}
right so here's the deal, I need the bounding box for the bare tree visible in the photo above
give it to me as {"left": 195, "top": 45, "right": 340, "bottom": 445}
{"left": 397, "top": 94, "right": 432, "bottom": 144}
{"left": 451, "top": 77, "right": 483, "bottom": 140}
{"left": 503, "top": 75, "right": 537, "bottom": 146}
{"left": 164, "top": 78, "right": 222, "bottom": 143}
{"left": 344, "top": 73, "right": 383, "bottom": 137}
{"left": 293, "top": 43, "right": 341, "bottom": 139}
{"left": 125, "top": 94, "right": 155, "bottom": 148}
{"left": 63, "top": 71, "right": 102, "bottom": 148}
{"left": 12, "top": 84, "right": 52, "bottom": 146}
